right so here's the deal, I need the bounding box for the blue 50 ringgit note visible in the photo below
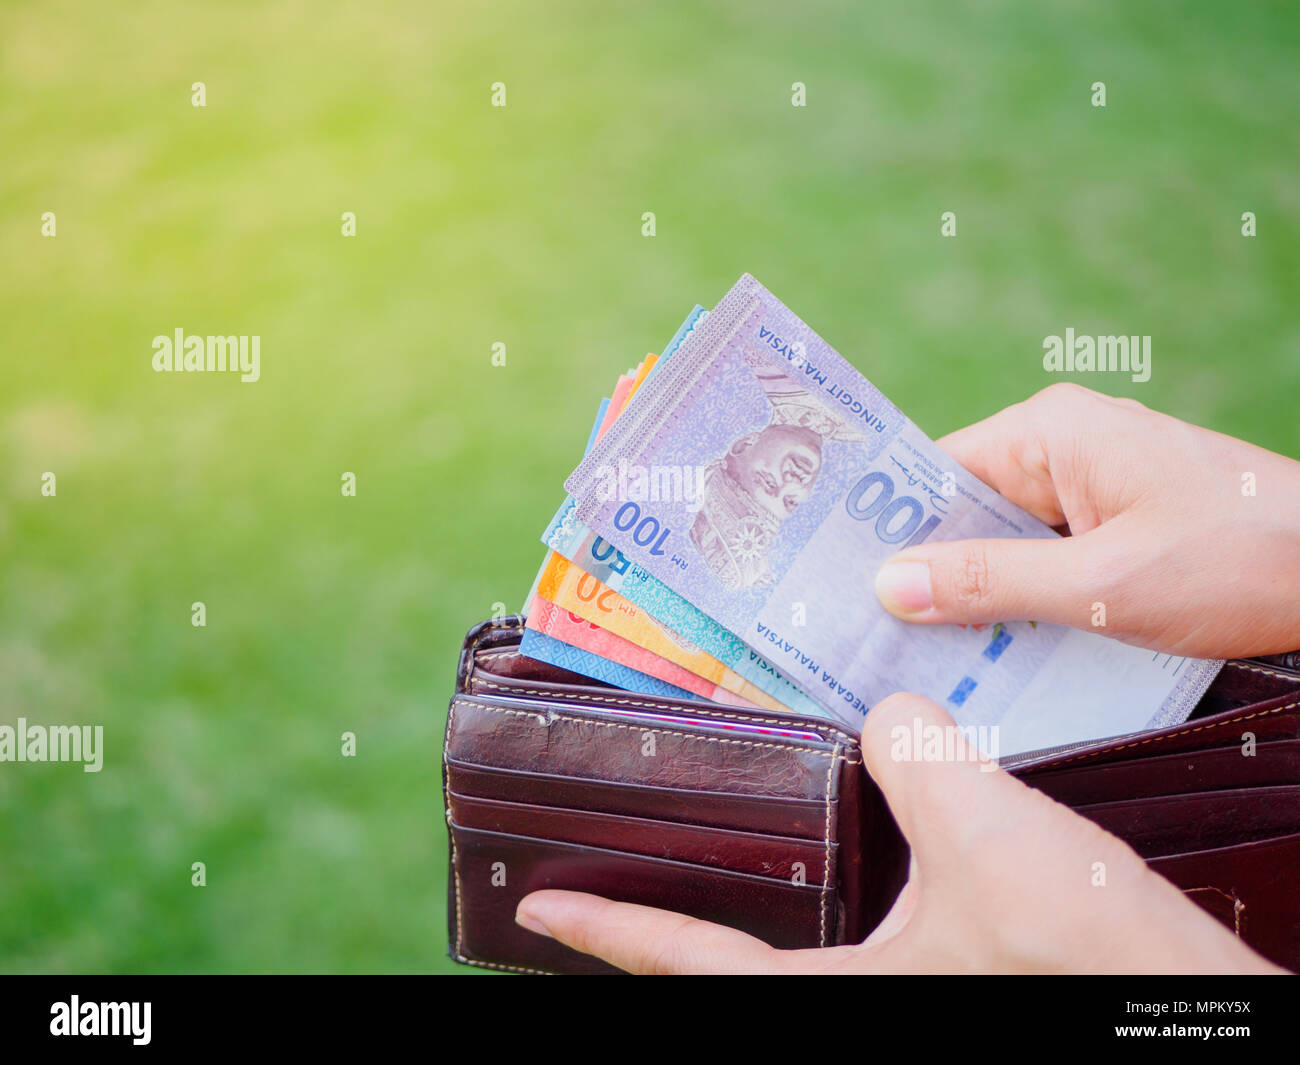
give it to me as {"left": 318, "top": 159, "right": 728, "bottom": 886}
{"left": 564, "top": 274, "right": 1223, "bottom": 756}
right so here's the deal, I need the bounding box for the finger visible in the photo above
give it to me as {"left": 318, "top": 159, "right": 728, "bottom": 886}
{"left": 935, "top": 384, "right": 1136, "bottom": 529}
{"left": 858, "top": 691, "right": 1037, "bottom": 871}
{"left": 516, "top": 890, "right": 789, "bottom": 974}
{"left": 934, "top": 404, "right": 1066, "bottom": 528}
{"left": 874, "top": 526, "right": 1123, "bottom": 629}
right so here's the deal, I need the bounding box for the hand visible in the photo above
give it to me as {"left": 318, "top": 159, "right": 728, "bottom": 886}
{"left": 873, "top": 383, "right": 1300, "bottom": 659}
{"left": 514, "top": 692, "right": 1280, "bottom": 974}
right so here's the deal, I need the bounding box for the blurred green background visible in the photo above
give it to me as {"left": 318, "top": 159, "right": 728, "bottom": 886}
{"left": 1, "top": 0, "right": 1296, "bottom": 972}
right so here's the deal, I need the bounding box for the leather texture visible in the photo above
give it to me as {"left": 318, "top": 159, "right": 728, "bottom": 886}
{"left": 444, "top": 616, "right": 1300, "bottom": 974}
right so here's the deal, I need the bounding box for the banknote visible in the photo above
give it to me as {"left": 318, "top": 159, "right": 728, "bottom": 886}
{"left": 544, "top": 506, "right": 826, "bottom": 716}
{"left": 519, "top": 624, "right": 697, "bottom": 700}
{"left": 526, "top": 345, "right": 813, "bottom": 715}
{"left": 533, "top": 549, "right": 793, "bottom": 714}
{"left": 521, "top": 356, "right": 788, "bottom": 711}
{"left": 599, "top": 371, "right": 636, "bottom": 438}
{"left": 522, "top": 386, "right": 673, "bottom": 703}
{"left": 541, "top": 308, "right": 828, "bottom": 718}
{"left": 524, "top": 593, "right": 763, "bottom": 707}
{"left": 565, "top": 274, "right": 1224, "bottom": 755}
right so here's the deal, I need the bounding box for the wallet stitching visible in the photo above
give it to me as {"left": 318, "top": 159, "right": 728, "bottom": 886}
{"left": 474, "top": 671, "right": 845, "bottom": 734}
{"left": 454, "top": 953, "right": 554, "bottom": 976}
{"left": 1224, "top": 661, "right": 1300, "bottom": 683}
{"left": 444, "top": 699, "right": 466, "bottom": 963}
{"left": 451, "top": 695, "right": 853, "bottom": 762}
{"left": 1031, "top": 699, "right": 1300, "bottom": 771}
{"left": 469, "top": 620, "right": 525, "bottom": 660}
{"left": 469, "top": 674, "right": 863, "bottom": 760}
{"left": 819, "top": 746, "right": 838, "bottom": 947}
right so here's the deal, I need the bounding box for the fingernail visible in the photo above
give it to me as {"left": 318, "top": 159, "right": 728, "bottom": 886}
{"left": 515, "top": 907, "right": 553, "bottom": 939}
{"left": 875, "top": 560, "right": 933, "bottom": 616}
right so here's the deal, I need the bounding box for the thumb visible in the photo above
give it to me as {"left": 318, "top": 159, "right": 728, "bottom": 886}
{"left": 874, "top": 532, "right": 1108, "bottom": 630}
{"left": 859, "top": 691, "right": 1026, "bottom": 870}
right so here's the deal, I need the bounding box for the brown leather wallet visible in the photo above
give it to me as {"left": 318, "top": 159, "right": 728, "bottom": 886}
{"left": 442, "top": 616, "right": 1300, "bottom": 973}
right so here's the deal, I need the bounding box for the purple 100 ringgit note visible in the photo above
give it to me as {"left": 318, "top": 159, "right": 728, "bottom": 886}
{"left": 565, "top": 274, "right": 1221, "bottom": 756}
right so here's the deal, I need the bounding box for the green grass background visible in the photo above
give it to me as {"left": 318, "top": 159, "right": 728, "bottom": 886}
{"left": 1, "top": 0, "right": 1296, "bottom": 972}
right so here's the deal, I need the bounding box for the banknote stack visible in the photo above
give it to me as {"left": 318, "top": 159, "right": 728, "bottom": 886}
{"left": 519, "top": 275, "right": 1222, "bottom": 757}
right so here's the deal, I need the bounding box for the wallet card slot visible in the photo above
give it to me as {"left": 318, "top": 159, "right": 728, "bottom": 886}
{"left": 445, "top": 695, "right": 850, "bottom": 805}
{"left": 1147, "top": 829, "right": 1300, "bottom": 971}
{"left": 447, "top": 790, "right": 832, "bottom": 885}
{"left": 448, "top": 823, "right": 834, "bottom": 974}
{"left": 1025, "top": 737, "right": 1300, "bottom": 806}
{"left": 1074, "top": 784, "right": 1300, "bottom": 859}
{"left": 1012, "top": 689, "right": 1300, "bottom": 772}
{"left": 446, "top": 758, "right": 834, "bottom": 841}
{"left": 1194, "top": 659, "right": 1300, "bottom": 716}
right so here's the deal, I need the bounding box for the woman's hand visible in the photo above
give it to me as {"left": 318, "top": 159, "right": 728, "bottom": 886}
{"left": 873, "top": 383, "right": 1300, "bottom": 659}
{"left": 515, "top": 692, "right": 1280, "bottom": 974}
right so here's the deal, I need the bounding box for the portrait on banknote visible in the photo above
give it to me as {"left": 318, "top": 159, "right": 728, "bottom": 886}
{"left": 689, "top": 354, "right": 866, "bottom": 589}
